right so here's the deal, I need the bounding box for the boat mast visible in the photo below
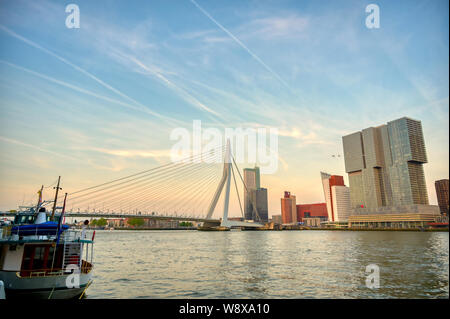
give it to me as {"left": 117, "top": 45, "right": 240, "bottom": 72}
{"left": 50, "top": 176, "right": 62, "bottom": 221}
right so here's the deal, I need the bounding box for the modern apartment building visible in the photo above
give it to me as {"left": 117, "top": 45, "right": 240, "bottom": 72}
{"left": 320, "top": 172, "right": 351, "bottom": 221}
{"left": 331, "top": 185, "right": 351, "bottom": 221}
{"left": 342, "top": 117, "right": 429, "bottom": 210}
{"left": 435, "top": 179, "right": 449, "bottom": 216}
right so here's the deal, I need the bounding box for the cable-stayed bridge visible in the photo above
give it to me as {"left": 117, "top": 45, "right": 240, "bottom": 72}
{"left": 2, "top": 141, "right": 267, "bottom": 230}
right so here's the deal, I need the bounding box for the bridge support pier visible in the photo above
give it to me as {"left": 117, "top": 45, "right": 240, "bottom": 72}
{"left": 197, "top": 220, "right": 230, "bottom": 231}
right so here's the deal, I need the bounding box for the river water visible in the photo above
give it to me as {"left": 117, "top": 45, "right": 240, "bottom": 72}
{"left": 85, "top": 230, "right": 448, "bottom": 299}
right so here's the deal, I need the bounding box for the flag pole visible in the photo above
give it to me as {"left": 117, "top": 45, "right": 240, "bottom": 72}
{"left": 35, "top": 185, "right": 43, "bottom": 214}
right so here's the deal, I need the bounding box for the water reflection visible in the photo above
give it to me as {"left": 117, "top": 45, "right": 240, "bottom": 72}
{"left": 87, "top": 230, "right": 448, "bottom": 299}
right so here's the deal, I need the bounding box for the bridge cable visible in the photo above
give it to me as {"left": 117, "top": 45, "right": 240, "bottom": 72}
{"left": 231, "top": 163, "right": 244, "bottom": 218}
{"left": 66, "top": 146, "right": 224, "bottom": 205}
{"left": 67, "top": 143, "right": 225, "bottom": 196}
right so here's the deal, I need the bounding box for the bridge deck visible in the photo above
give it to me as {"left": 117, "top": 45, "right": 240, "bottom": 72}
{"left": 0, "top": 211, "right": 220, "bottom": 223}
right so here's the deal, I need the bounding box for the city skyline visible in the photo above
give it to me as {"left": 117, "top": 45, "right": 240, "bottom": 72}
{"left": 0, "top": 0, "right": 449, "bottom": 215}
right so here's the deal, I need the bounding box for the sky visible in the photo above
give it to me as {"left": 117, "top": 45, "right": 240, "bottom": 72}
{"left": 0, "top": 0, "right": 448, "bottom": 216}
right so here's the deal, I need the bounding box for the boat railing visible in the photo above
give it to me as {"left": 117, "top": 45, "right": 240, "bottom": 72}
{"left": 17, "top": 261, "right": 93, "bottom": 278}
{"left": 61, "top": 229, "right": 94, "bottom": 243}
{"left": 0, "top": 225, "right": 94, "bottom": 243}
{"left": 0, "top": 225, "right": 12, "bottom": 240}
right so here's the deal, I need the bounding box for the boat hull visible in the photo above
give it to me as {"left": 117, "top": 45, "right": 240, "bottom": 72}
{"left": 0, "top": 270, "right": 92, "bottom": 299}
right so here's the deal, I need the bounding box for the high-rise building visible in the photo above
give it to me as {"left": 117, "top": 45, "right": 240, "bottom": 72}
{"left": 281, "top": 191, "right": 297, "bottom": 224}
{"left": 320, "top": 172, "right": 350, "bottom": 221}
{"left": 243, "top": 167, "right": 267, "bottom": 222}
{"left": 243, "top": 167, "right": 260, "bottom": 189}
{"left": 243, "top": 167, "right": 260, "bottom": 220}
{"left": 343, "top": 117, "right": 429, "bottom": 210}
{"left": 435, "top": 179, "right": 449, "bottom": 216}
{"left": 249, "top": 188, "right": 268, "bottom": 222}
{"left": 331, "top": 185, "right": 351, "bottom": 221}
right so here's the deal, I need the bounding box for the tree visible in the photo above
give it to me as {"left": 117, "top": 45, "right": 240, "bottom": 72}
{"left": 90, "top": 218, "right": 107, "bottom": 227}
{"left": 96, "top": 218, "right": 107, "bottom": 227}
{"left": 127, "top": 218, "right": 144, "bottom": 228}
{"left": 179, "top": 222, "right": 193, "bottom": 227}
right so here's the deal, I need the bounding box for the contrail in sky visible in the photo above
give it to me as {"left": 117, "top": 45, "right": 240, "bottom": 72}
{"left": 0, "top": 136, "right": 74, "bottom": 161}
{"left": 0, "top": 24, "right": 174, "bottom": 124}
{"left": 189, "top": 0, "right": 292, "bottom": 91}
{"left": 0, "top": 60, "right": 175, "bottom": 122}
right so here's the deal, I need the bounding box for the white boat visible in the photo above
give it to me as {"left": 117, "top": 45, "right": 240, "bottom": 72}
{"left": 0, "top": 185, "right": 95, "bottom": 299}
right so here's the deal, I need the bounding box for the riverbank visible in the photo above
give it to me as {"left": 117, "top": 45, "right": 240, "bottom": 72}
{"left": 88, "top": 226, "right": 448, "bottom": 232}
{"left": 302, "top": 227, "right": 449, "bottom": 232}
{"left": 111, "top": 227, "right": 197, "bottom": 231}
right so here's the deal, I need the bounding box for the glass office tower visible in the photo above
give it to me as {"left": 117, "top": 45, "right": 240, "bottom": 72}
{"left": 342, "top": 117, "right": 428, "bottom": 210}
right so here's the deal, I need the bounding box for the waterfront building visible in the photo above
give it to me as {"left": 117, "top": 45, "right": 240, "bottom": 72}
{"left": 296, "top": 203, "right": 328, "bottom": 222}
{"left": 348, "top": 204, "right": 440, "bottom": 228}
{"left": 281, "top": 191, "right": 297, "bottom": 224}
{"left": 320, "top": 172, "right": 350, "bottom": 221}
{"left": 107, "top": 218, "right": 126, "bottom": 227}
{"left": 343, "top": 117, "right": 429, "bottom": 210}
{"left": 271, "top": 214, "right": 282, "bottom": 225}
{"left": 303, "top": 217, "right": 324, "bottom": 227}
{"left": 331, "top": 186, "right": 351, "bottom": 222}
{"left": 342, "top": 117, "right": 441, "bottom": 228}
{"left": 124, "top": 218, "right": 179, "bottom": 229}
{"left": 435, "top": 179, "right": 449, "bottom": 216}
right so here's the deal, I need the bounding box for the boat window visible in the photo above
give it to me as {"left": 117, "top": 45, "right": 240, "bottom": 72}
{"left": 14, "top": 215, "right": 35, "bottom": 225}
{"left": 32, "top": 246, "right": 47, "bottom": 271}
{"left": 21, "top": 245, "right": 35, "bottom": 274}
{"left": 20, "top": 244, "right": 63, "bottom": 276}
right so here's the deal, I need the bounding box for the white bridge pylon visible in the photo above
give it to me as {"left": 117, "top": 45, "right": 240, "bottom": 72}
{"left": 204, "top": 139, "right": 264, "bottom": 229}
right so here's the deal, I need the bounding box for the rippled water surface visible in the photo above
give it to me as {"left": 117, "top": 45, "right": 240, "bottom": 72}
{"left": 86, "top": 230, "right": 449, "bottom": 298}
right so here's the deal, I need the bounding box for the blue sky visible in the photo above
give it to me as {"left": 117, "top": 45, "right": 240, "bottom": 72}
{"left": 0, "top": 0, "right": 448, "bottom": 214}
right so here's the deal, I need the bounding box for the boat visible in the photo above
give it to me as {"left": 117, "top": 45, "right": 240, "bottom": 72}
{"left": 0, "top": 181, "right": 95, "bottom": 299}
